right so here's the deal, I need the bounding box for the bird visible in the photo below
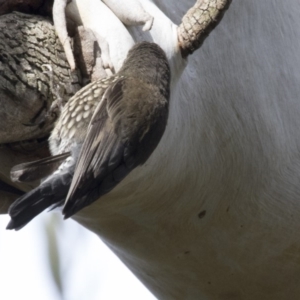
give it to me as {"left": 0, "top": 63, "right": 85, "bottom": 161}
{"left": 7, "top": 41, "right": 171, "bottom": 230}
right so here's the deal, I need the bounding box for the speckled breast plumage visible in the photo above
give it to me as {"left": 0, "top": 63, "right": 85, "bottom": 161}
{"left": 49, "top": 76, "right": 118, "bottom": 155}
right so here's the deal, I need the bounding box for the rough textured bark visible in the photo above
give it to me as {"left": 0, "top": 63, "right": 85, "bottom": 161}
{"left": 0, "top": 12, "right": 82, "bottom": 213}
{"left": 178, "top": 0, "right": 232, "bottom": 58}
{"left": 0, "top": 12, "right": 81, "bottom": 143}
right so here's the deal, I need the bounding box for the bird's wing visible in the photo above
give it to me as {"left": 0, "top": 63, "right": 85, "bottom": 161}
{"left": 63, "top": 77, "right": 127, "bottom": 217}
{"left": 10, "top": 152, "right": 71, "bottom": 182}
{"left": 63, "top": 77, "right": 168, "bottom": 218}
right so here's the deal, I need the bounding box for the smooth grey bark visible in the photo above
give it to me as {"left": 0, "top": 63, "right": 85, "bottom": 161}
{"left": 0, "top": 12, "right": 82, "bottom": 213}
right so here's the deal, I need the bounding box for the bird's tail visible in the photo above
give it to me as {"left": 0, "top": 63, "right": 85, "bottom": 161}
{"left": 7, "top": 155, "right": 75, "bottom": 230}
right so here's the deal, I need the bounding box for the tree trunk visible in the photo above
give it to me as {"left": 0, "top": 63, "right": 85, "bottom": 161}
{"left": 0, "top": 12, "right": 81, "bottom": 213}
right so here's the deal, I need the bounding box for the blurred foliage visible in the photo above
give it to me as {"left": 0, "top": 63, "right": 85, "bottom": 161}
{"left": 45, "top": 214, "right": 64, "bottom": 300}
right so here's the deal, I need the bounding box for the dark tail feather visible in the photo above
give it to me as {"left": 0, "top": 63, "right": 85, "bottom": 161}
{"left": 10, "top": 152, "right": 71, "bottom": 183}
{"left": 7, "top": 158, "right": 75, "bottom": 230}
{"left": 7, "top": 190, "right": 63, "bottom": 230}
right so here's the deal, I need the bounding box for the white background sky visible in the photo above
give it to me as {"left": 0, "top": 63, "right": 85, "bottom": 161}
{"left": 0, "top": 213, "right": 156, "bottom": 300}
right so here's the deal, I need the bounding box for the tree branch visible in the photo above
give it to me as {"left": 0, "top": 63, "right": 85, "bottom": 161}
{"left": 177, "top": 0, "right": 232, "bottom": 58}
{"left": 0, "top": 12, "right": 82, "bottom": 213}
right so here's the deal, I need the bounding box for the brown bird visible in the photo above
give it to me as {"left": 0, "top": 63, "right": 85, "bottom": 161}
{"left": 7, "top": 41, "right": 171, "bottom": 229}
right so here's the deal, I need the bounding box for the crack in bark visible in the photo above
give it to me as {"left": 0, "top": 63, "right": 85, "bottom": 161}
{"left": 0, "top": 12, "right": 83, "bottom": 212}
{"left": 178, "top": 0, "right": 232, "bottom": 58}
